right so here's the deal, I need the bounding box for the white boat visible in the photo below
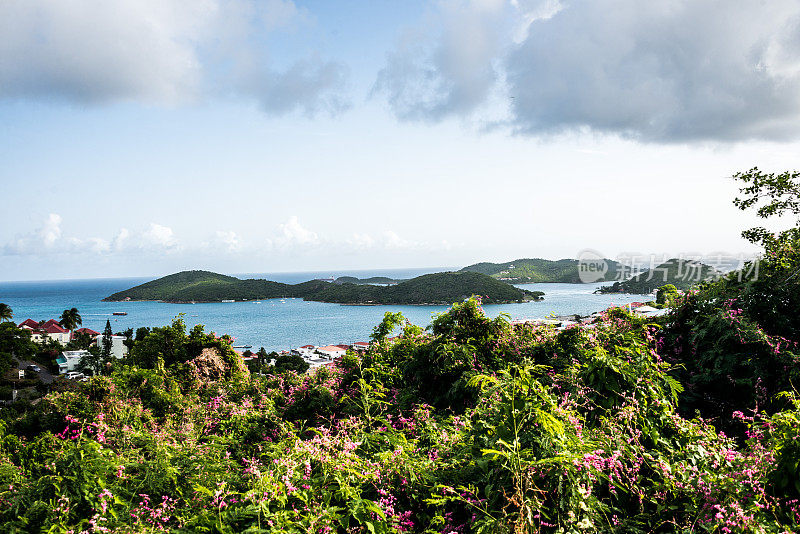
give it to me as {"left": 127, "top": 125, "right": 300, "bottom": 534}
{"left": 222, "top": 299, "right": 235, "bottom": 303}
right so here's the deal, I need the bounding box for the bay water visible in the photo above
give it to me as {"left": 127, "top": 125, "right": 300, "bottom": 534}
{"left": 0, "top": 269, "right": 649, "bottom": 352}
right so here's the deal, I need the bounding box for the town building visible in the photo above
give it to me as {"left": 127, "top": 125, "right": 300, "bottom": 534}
{"left": 72, "top": 327, "right": 100, "bottom": 340}
{"left": 95, "top": 335, "right": 128, "bottom": 360}
{"left": 315, "top": 345, "right": 348, "bottom": 358}
{"left": 57, "top": 350, "right": 90, "bottom": 374}
{"left": 293, "top": 345, "right": 317, "bottom": 357}
{"left": 18, "top": 319, "right": 71, "bottom": 344}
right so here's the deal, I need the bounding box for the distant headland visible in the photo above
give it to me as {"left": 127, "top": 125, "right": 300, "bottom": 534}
{"left": 596, "top": 258, "right": 720, "bottom": 294}
{"left": 103, "top": 270, "right": 544, "bottom": 305}
{"left": 460, "top": 257, "right": 622, "bottom": 283}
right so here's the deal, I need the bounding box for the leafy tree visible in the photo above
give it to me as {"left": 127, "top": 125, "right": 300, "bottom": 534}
{"left": 135, "top": 327, "right": 151, "bottom": 342}
{"left": 67, "top": 332, "right": 94, "bottom": 350}
{"left": 273, "top": 353, "right": 309, "bottom": 374}
{"left": 370, "top": 311, "right": 403, "bottom": 343}
{"left": 0, "top": 303, "right": 12, "bottom": 322}
{"left": 733, "top": 167, "right": 800, "bottom": 250}
{"left": 0, "top": 322, "right": 34, "bottom": 357}
{"left": 257, "top": 347, "right": 269, "bottom": 369}
{"left": 245, "top": 347, "right": 273, "bottom": 375}
{"left": 656, "top": 284, "right": 680, "bottom": 306}
{"left": 660, "top": 166, "right": 800, "bottom": 423}
{"left": 59, "top": 308, "right": 82, "bottom": 333}
{"left": 0, "top": 323, "right": 34, "bottom": 377}
{"left": 101, "top": 320, "right": 113, "bottom": 360}
{"left": 77, "top": 345, "right": 104, "bottom": 376}
{"left": 127, "top": 316, "right": 238, "bottom": 374}
{"left": 121, "top": 327, "right": 134, "bottom": 352}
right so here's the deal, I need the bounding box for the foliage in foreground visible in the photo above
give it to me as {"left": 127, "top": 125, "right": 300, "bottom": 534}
{"left": 5, "top": 167, "right": 800, "bottom": 532}
{"left": 0, "top": 295, "right": 799, "bottom": 533}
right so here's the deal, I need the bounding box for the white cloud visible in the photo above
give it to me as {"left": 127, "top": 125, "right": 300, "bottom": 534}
{"left": 0, "top": 0, "right": 349, "bottom": 115}
{"left": 40, "top": 213, "right": 62, "bottom": 248}
{"left": 375, "top": 0, "right": 800, "bottom": 142}
{"left": 277, "top": 216, "right": 319, "bottom": 247}
{"left": 112, "top": 229, "right": 130, "bottom": 252}
{"left": 2, "top": 213, "right": 112, "bottom": 256}
{"left": 347, "top": 233, "right": 375, "bottom": 250}
{"left": 506, "top": 0, "right": 800, "bottom": 142}
{"left": 215, "top": 230, "right": 241, "bottom": 252}
{"left": 143, "top": 223, "right": 178, "bottom": 250}
{"left": 374, "top": 0, "right": 508, "bottom": 121}
{"left": 381, "top": 230, "right": 414, "bottom": 250}
{"left": 241, "top": 56, "right": 351, "bottom": 117}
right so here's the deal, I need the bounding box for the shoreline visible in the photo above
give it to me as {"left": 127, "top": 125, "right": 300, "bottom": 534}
{"left": 104, "top": 297, "right": 542, "bottom": 306}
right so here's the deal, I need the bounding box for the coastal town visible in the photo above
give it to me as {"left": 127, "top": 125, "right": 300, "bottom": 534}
{"left": 7, "top": 294, "right": 674, "bottom": 387}
{"left": 10, "top": 315, "right": 385, "bottom": 379}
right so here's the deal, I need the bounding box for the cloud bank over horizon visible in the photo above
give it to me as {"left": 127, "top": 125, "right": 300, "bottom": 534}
{"left": 1, "top": 213, "right": 443, "bottom": 263}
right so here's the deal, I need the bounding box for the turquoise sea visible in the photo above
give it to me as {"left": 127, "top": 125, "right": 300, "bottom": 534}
{"left": 0, "top": 269, "right": 650, "bottom": 352}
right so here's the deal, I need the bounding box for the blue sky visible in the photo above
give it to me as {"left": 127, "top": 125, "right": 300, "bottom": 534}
{"left": 2, "top": 0, "right": 800, "bottom": 281}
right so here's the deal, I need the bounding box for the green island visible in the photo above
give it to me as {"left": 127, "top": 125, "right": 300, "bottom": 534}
{"left": 104, "top": 270, "right": 544, "bottom": 305}
{"left": 597, "top": 258, "right": 719, "bottom": 294}
{"left": 460, "top": 257, "right": 622, "bottom": 283}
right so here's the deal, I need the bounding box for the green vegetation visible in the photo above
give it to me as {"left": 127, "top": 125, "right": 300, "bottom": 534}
{"left": 0, "top": 303, "right": 12, "bottom": 323}
{"left": 461, "top": 257, "right": 622, "bottom": 283}
{"left": 105, "top": 271, "right": 543, "bottom": 305}
{"left": 5, "top": 168, "right": 800, "bottom": 531}
{"left": 58, "top": 308, "right": 82, "bottom": 333}
{"left": 655, "top": 283, "right": 680, "bottom": 306}
{"left": 598, "top": 258, "right": 719, "bottom": 294}
{"left": 334, "top": 276, "right": 403, "bottom": 285}
{"left": 273, "top": 353, "right": 310, "bottom": 374}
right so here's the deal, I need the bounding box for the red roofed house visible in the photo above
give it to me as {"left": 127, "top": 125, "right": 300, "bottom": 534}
{"left": 19, "top": 319, "right": 40, "bottom": 330}
{"left": 73, "top": 327, "right": 100, "bottom": 339}
{"left": 351, "top": 341, "right": 370, "bottom": 352}
{"left": 19, "top": 319, "right": 70, "bottom": 343}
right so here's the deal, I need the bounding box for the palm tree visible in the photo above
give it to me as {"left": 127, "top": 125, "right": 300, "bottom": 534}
{"left": 59, "top": 307, "right": 82, "bottom": 336}
{"left": 0, "top": 303, "right": 12, "bottom": 322}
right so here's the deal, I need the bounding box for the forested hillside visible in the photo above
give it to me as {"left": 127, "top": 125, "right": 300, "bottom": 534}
{"left": 105, "top": 271, "right": 542, "bottom": 305}
{"left": 598, "top": 258, "right": 719, "bottom": 294}
{"left": 461, "top": 257, "right": 622, "bottom": 283}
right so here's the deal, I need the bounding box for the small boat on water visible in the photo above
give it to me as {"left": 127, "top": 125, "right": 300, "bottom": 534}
{"left": 112, "top": 312, "right": 128, "bottom": 316}
{"left": 222, "top": 299, "right": 235, "bottom": 303}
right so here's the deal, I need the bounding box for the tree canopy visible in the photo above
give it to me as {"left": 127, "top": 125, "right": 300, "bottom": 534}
{"left": 59, "top": 308, "right": 82, "bottom": 332}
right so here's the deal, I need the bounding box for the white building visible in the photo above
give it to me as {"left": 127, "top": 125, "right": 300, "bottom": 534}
{"left": 292, "top": 345, "right": 317, "bottom": 357}
{"left": 19, "top": 319, "right": 71, "bottom": 344}
{"left": 315, "top": 345, "right": 348, "bottom": 358}
{"left": 95, "top": 335, "right": 128, "bottom": 360}
{"left": 57, "top": 350, "right": 91, "bottom": 374}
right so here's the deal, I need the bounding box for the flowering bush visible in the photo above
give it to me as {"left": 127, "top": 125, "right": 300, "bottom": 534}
{"left": 0, "top": 297, "right": 798, "bottom": 532}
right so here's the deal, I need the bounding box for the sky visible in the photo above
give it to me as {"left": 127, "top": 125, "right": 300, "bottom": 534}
{"left": 2, "top": 0, "right": 800, "bottom": 281}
